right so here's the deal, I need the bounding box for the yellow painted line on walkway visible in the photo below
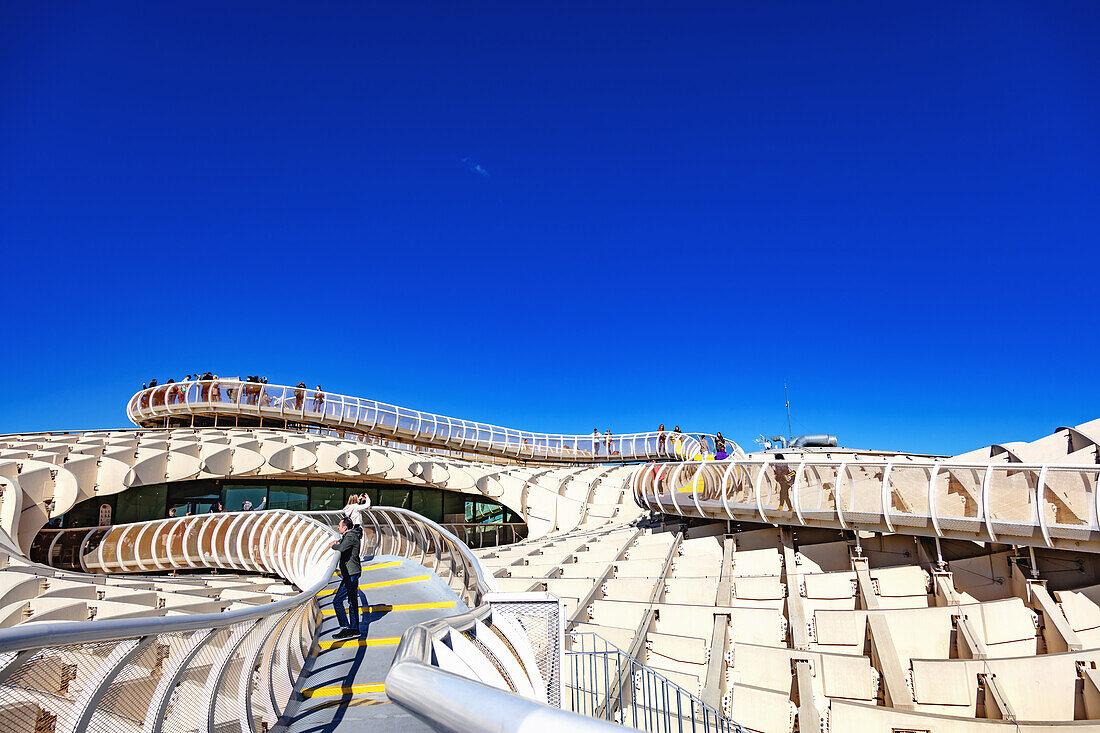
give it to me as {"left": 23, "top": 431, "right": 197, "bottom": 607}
{"left": 321, "top": 600, "right": 455, "bottom": 616}
{"left": 301, "top": 682, "right": 385, "bottom": 698}
{"left": 332, "top": 560, "right": 402, "bottom": 577}
{"left": 318, "top": 574, "right": 430, "bottom": 597}
{"left": 319, "top": 636, "right": 401, "bottom": 650}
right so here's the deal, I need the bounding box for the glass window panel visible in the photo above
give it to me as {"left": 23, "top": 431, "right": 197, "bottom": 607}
{"left": 380, "top": 488, "right": 411, "bottom": 509}
{"left": 443, "top": 493, "right": 466, "bottom": 522}
{"left": 224, "top": 484, "right": 269, "bottom": 512}
{"left": 269, "top": 483, "right": 308, "bottom": 511}
{"left": 115, "top": 484, "right": 168, "bottom": 524}
{"left": 410, "top": 490, "right": 443, "bottom": 523}
{"left": 310, "top": 484, "right": 344, "bottom": 511}
{"left": 60, "top": 496, "right": 117, "bottom": 528}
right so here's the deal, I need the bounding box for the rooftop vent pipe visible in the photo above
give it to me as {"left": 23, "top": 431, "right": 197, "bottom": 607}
{"left": 790, "top": 434, "right": 838, "bottom": 448}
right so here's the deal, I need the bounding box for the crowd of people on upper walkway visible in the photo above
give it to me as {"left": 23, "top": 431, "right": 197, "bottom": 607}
{"left": 136, "top": 377, "right": 733, "bottom": 459}
{"left": 137, "top": 375, "right": 327, "bottom": 412}
{"left": 586, "top": 425, "right": 730, "bottom": 458}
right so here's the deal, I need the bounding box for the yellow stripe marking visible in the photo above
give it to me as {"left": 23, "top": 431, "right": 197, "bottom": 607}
{"left": 319, "top": 636, "right": 401, "bottom": 650}
{"left": 332, "top": 560, "right": 402, "bottom": 577}
{"left": 321, "top": 600, "right": 455, "bottom": 616}
{"left": 318, "top": 574, "right": 430, "bottom": 597}
{"left": 301, "top": 682, "right": 385, "bottom": 698}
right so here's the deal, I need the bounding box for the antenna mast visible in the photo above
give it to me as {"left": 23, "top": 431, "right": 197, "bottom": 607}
{"left": 784, "top": 383, "right": 793, "bottom": 441}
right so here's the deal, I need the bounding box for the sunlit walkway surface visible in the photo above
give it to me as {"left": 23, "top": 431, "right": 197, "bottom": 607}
{"left": 283, "top": 555, "right": 468, "bottom": 733}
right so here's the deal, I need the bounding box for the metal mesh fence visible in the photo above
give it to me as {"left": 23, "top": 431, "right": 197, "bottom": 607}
{"left": 160, "top": 625, "right": 240, "bottom": 733}
{"left": 210, "top": 621, "right": 264, "bottom": 733}
{"left": 489, "top": 597, "right": 564, "bottom": 707}
{"left": 94, "top": 633, "right": 190, "bottom": 733}
{"left": 0, "top": 641, "right": 125, "bottom": 733}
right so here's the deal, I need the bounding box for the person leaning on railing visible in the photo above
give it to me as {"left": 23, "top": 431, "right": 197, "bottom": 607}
{"left": 329, "top": 516, "right": 364, "bottom": 639}
{"left": 714, "top": 431, "right": 728, "bottom": 459}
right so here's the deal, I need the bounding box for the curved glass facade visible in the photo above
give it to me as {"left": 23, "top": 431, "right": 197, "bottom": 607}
{"left": 56, "top": 479, "right": 521, "bottom": 528}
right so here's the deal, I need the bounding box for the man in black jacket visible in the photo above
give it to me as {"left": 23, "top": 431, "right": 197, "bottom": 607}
{"left": 329, "top": 516, "right": 363, "bottom": 638}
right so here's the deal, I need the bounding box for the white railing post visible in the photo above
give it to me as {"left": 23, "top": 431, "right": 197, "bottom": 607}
{"left": 981, "top": 465, "right": 997, "bottom": 542}
{"left": 881, "top": 463, "right": 895, "bottom": 533}
{"left": 928, "top": 465, "right": 943, "bottom": 537}
{"left": 1036, "top": 465, "right": 1052, "bottom": 548}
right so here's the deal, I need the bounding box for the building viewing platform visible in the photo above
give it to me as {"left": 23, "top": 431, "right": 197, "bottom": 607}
{"left": 127, "top": 379, "right": 735, "bottom": 464}
{"left": 635, "top": 454, "right": 1100, "bottom": 552}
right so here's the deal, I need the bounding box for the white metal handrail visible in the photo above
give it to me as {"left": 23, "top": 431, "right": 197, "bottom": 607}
{"left": 302, "top": 507, "right": 501, "bottom": 608}
{"left": 1, "top": 507, "right": 497, "bottom": 727}
{"left": 126, "top": 379, "right": 740, "bottom": 463}
{"left": 0, "top": 510, "right": 338, "bottom": 733}
{"left": 635, "top": 457, "right": 1100, "bottom": 551}
{"left": 3, "top": 506, "right": 575, "bottom": 733}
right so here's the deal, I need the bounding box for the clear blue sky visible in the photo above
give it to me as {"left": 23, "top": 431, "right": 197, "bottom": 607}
{"left": 1, "top": 2, "right": 1097, "bottom": 455}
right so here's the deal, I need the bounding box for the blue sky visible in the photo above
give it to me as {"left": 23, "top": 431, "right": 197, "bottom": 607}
{"left": 1, "top": 2, "right": 1097, "bottom": 455}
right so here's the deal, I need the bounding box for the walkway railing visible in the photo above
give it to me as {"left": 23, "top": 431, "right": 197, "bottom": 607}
{"left": 8, "top": 506, "right": 750, "bottom": 733}
{"left": 126, "top": 380, "right": 735, "bottom": 463}
{"left": 302, "top": 508, "right": 501, "bottom": 608}
{"left": 11, "top": 508, "right": 597, "bottom": 732}
{"left": 568, "top": 632, "right": 738, "bottom": 732}
{"left": 1, "top": 510, "right": 338, "bottom": 733}
{"left": 442, "top": 521, "right": 528, "bottom": 549}
{"left": 634, "top": 457, "right": 1100, "bottom": 551}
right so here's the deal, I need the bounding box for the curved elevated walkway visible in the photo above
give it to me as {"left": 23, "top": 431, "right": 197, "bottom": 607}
{"left": 126, "top": 379, "right": 720, "bottom": 463}
{"left": 5, "top": 404, "right": 1100, "bottom": 732}
{"left": 634, "top": 450, "right": 1100, "bottom": 552}
{"left": 281, "top": 555, "right": 468, "bottom": 733}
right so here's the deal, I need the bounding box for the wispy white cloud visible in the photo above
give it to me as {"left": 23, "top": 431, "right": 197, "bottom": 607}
{"left": 460, "top": 157, "right": 490, "bottom": 177}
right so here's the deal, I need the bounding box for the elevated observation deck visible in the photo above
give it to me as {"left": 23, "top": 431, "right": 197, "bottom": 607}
{"left": 634, "top": 455, "right": 1100, "bottom": 552}
{"left": 128, "top": 380, "right": 735, "bottom": 464}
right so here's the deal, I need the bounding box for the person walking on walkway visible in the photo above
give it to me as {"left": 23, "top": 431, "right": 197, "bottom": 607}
{"left": 330, "top": 516, "right": 363, "bottom": 638}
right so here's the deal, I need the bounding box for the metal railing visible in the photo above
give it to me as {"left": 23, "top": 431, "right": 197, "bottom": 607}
{"left": 386, "top": 593, "right": 642, "bottom": 733}
{"left": 442, "top": 522, "right": 528, "bottom": 549}
{"left": 568, "top": 632, "right": 738, "bottom": 732}
{"left": 0, "top": 510, "right": 338, "bottom": 733}
{"left": 11, "top": 506, "right": 588, "bottom": 733}
{"left": 5, "top": 505, "right": 749, "bottom": 733}
{"left": 634, "top": 457, "right": 1100, "bottom": 551}
{"left": 126, "top": 379, "right": 738, "bottom": 463}
{"left": 302, "top": 507, "right": 502, "bottom": 608}
{"left": 4, "top": 506, "right": 512, "bottom": 733}
{"left": 30, "top": 509, "right": 337, "bottom": 588}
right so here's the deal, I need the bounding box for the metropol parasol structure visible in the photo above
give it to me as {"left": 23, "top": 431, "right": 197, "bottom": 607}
{"left": 1, "top": 377, "right": 1098, "bottom": 732}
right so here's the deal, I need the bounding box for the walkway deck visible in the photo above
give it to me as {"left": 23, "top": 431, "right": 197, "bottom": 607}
{"left": 280, "top": 554, "right": 468, "bottom": 732}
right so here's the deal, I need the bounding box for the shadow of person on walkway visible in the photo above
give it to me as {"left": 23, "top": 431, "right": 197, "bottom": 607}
{"left": 358, "top": 600, "right": 391, "bottom": 638}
